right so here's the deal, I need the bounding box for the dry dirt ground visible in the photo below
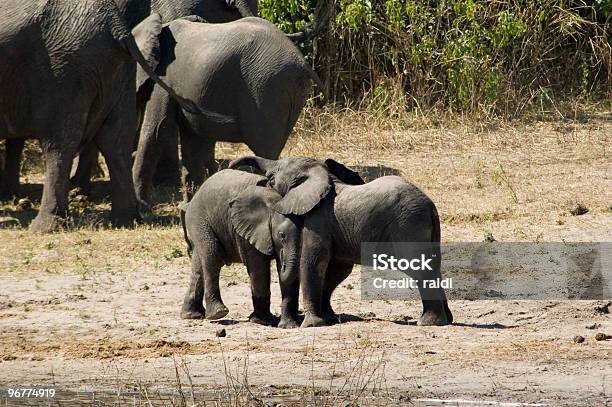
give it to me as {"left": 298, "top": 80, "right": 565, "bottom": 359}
{"left": 0, "top": 113, "right": 610, "bottom": 406}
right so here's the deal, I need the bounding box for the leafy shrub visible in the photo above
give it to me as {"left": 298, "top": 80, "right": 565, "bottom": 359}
{"left": 261, "top": 0, "right": 611, "bottom": 118}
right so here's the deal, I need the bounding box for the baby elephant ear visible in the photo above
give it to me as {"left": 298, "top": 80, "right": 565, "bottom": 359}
{"left": 274, "top": 164, "right": 332, "bottom": 216}
{"left": 324, "top": 159, "right": 365, "bottom": 185}
{"left": 132, "top": 13, "right": 163, "bottom": 91}
{"left": 229, "top": 186, "right": 282, "bottom": 256}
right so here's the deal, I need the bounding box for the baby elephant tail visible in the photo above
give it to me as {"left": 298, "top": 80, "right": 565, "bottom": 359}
{"left": 431, "top": 204, "right": 441, "bottom": 244}
{"left": 179, "top": 202, "right": 193, "bottom": 257}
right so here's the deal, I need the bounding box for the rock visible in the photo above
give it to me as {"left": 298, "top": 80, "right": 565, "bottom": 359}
{"left": 215, "top": 328, "right": 227, "bottom": 338}
{"left": 573, "top": 335, "right": 585, "bottom": 344}
{"left": 594, "top": 333, "right": 610, "bottom": 341}
{"left": 594, "top": 302, "right": 610, "bottom": 314}
{"left": 17, "top": 198, "right": 32, "bottom": 211}
{"left": 586, "top": 323, "right": 601, "bottom": 330}
{"left": 569, "top": 204, "right": 588, "bottom": 216}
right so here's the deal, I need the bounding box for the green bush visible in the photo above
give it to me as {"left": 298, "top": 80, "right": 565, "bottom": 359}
{"left": 261, "top": 0, "right": 611, "bottom": 118}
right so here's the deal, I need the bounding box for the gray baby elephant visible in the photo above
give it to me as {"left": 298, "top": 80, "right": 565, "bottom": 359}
{"left": 180, "top": 169, "right": 301, "bottom": 328}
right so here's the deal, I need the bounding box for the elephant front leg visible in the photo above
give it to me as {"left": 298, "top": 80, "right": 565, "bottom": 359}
{"left": 244, "top": 253, "right": 277, "bottom": 326}
{"left": 321, "top": 260, "right": 354, "bottom": 325}
{"left": 30, "top": 139, "right": 78, "bottom": 233}
{"left": 0, "top": 139, "right": 25, "bottom": 199}
{"left": 277, "top": 263, "right": 300, "bottom": 329}
{"left": 181, "top": 252, "right": 205, "bottom": 319}
{"left": 300, "top": 226, "right": 331, "bottom": 328}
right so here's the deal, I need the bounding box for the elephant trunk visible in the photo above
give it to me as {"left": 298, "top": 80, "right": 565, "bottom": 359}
{"left": 228, "top": 156, "right": 276, "bottom": 173}
{"left": 286, "top": 0, "right": 334, "bottom": 44}
{"left": 233, "top": 0, "right": 257, "bottom": 17}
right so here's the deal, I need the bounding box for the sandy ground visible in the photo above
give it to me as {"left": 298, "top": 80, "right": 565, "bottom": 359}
{"left": 0, "top": 117, "right": 611, "bottom": 406}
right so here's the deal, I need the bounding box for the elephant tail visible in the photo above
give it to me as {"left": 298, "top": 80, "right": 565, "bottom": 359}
{"left": 302, "top": 64, "right": 325, "bottom": 100}
{"left": 431, "top": 203, "right": 441, "bottom": 244}
{"left": 179, "top": 202, "right": 193, "bottom": 257}
{"left": 116, "top": 13, "right": 234, "bottom": 124}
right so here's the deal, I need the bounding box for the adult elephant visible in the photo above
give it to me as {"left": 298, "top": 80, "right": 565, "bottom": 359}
{"left": 229, "top": 156, "right": 453, "bottom": 328}
{"left": 132, "top": 17, "right": 323, "bottom": 206}
{"left": 67, "top": 0, "right": 259, "bottom": 192}
{"left": 69, "top": 0, "right": 334, "bottom": 194}
{"left": 0, "top": 0, "right": 225, "bottom": 232}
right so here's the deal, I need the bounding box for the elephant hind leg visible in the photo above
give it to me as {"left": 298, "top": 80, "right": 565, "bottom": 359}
{"left": 181, "top": 251, "right": 205, "bottom": 319}
{"left": 70, "top": 142, "right": 101, "bottom": 195}
{"left": 133, "top": 87, "right": 178, "bottom": 207}
{"left": 321, "top": 260, "right": 353, "bottom": 324}
{"left": 194, "top": 232, "right": 228, "bottom": 320}
{"left": 95, "top": 93, "right": 141, "bottom": 228}
{"left": 0, "top": 139, "right": 25, "bottom": 199}
{"left": 179, "top": 129, "right": 216, "bottom": 202}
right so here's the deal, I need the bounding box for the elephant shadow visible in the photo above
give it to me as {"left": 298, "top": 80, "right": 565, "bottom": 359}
{"left": 0, "top": 180, "right": 182, "bottom": 229}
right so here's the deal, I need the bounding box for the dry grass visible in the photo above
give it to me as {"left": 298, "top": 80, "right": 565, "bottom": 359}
{"left": 1, "top": 107, "right": 611, "bottom": 275}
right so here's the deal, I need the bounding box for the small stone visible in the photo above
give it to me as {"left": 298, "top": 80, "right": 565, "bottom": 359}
{"left": 586, "top": 323, "right": 601, "bottom": 330}
{"left": 573, "top": 335, "right": 585, "bottom": 344}
{"left": 594, "top": 302, "right": 610, "bottom": 314}
{"left": 215, "top": 328, "right": 226, "bottom": 338}
{"left": 594, "top": 333, "right": 609, "bottom": 341}
{"left": 569, "top": 204, "right": 588, "bottom": 216}
{"left": 17, "top": 198, "right": 32, "bottom": 210}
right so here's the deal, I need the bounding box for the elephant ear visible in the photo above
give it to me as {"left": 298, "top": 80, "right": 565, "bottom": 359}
{"left": 132, "top": 13, "right": 162, "bottom": 92}
{"left": 273, "top": 163, "right": 332, "bottom": 216}
{"left": 324, "top": 159, "right": 365, "bottom": 185}
{"left": 229, "top": 186, "right": 281, "bottom": 256}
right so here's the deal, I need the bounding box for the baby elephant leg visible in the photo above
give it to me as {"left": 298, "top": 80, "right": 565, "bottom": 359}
{"left": 244, "top": 252, "right": 276, "bottom": 326}
{"left": 181, "top": 252, "right": 205, "bottom": 319}
{"left": 321, "top": 260, "right": 353, "bottom": 324}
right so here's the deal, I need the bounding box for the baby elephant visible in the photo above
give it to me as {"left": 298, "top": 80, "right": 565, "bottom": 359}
{"left": 180, "top": 169, "right": 301, "bottom": 328}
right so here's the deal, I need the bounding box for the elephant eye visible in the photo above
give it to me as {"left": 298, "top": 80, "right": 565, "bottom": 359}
{"left": 278, "top": 231, "right": 286, "bottom": 240}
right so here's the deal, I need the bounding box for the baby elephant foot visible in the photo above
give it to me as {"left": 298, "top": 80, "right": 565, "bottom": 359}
{"left": 205, "top": 301, "right": 229, "bottom": 320}
{"left": 301, "top": 313, "right": 327, "bottom": 328}
{"left": 417, "top": 309, "right": 449, "bottom": 326}
{"left": 180, "top": 303, "right": 205, "bottom": 320}
{"left": 249, "top": 312, "right": 278, "bottom": 327}
{"left": 278, "top": 316, "right": 300, "bottom": 329}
